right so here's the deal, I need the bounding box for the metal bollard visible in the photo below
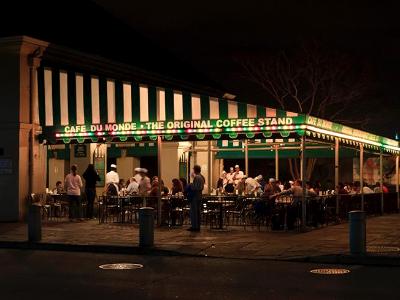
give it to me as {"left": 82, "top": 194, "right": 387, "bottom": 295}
{"left": 139, "top": 207, "right": 154, "bottom": 247}
{"left": 28, "top": 203, "right": 42, "bottom": 242}
{"left": 349, "top": 210, "right": 366, "bottom": 255}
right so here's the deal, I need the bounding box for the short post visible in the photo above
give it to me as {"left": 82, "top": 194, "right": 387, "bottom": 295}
{"left": 139, "top": 207, "right": 154, "bottom": 247}
{"left": 28, "top": 203, "right": 42, "bottom": 242}
{"left": 349, "top": 210, "right": 366, "bottom": 255}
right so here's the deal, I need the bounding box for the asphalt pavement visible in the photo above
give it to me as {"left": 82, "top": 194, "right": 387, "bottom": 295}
{"left": 0, "top": 249, "right": 399, "bottom": 300}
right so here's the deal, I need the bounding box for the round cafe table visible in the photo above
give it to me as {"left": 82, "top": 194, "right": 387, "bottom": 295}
{"left": 206, "top": 196, "right": 236, "bottom": 229}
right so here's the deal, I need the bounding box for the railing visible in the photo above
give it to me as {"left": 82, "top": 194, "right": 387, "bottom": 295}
{"left": 34, "top": 191, "right": 399, "bottom": 231}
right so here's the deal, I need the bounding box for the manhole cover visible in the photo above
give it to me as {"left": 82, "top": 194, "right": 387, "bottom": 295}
{"left": 367, "top": 246, "right": 400, "bottom": 253}
{"left": 99, "top": 263, "right": 143, "bottom": 270}
{"left": 310, "top": 268, "right": 350, "bottom": 275}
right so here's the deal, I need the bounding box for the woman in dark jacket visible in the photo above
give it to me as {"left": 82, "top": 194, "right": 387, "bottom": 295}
{"left": 82, "top": 164, "right": 101, "bottom": 219}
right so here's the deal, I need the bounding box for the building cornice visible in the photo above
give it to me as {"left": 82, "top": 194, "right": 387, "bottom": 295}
{"left": 0, "top": 36, "right": 223, "bottom": 97}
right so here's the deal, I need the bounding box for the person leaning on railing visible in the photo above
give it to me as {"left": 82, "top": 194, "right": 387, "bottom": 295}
{"left": 272, "top": 179, "right": 316, "bottom": 229}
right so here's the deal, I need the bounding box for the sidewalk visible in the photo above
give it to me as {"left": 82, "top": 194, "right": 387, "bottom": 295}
{"left": 0, "top": 215, "right": 399, "bottom": 263}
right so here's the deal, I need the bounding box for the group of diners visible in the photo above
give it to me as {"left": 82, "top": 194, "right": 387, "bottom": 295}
{"left": 52, "top": 163, "right": 201, "bottom": 225}
{"left": 336, "top": 181, "right": 389, "bottom": 195}
{"left": 49, "top": 161, "right": 391, "bottom": 229}
{"left": 104, "top": 164, "right": 188, "bottom": 198}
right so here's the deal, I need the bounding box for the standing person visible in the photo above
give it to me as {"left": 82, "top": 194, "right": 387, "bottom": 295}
{"left": 105, "top": 164, "right": 119, "bottom": 191}
{"left": 139, "top": 168, "right": 151, "bottom": 196}
{"left": 226, "top": 167, "right": 234, "bottom": 183}
{"left": 64, "top": 165, "right": 83, "bottom": 221}
{"left": 188, "top": 165, "right": 205, "bottom": 232}
{"left": 133, "top": 167, "right": 142, "bottom": 186}
{"left": 216, "top": 171, "right": 226, "bottom": 191}
{"left": 232, "top": 164, "right": 244, "bottom": 186}
{"left": 82, "top": 164, "right": 100, "bottom": 219}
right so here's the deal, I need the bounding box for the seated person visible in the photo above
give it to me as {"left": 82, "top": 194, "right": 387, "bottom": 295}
{"left": 105, "top": 183, "right": 118, "bottom": 196}
{"left": 336, "top": 182, "right": 348, "bottom": 194}
{"left": 53, "top": 181, "right": 64, "bottom": 194}
{"left": 373, "top": 182, "right": 389, "bottom": 193}
{"left": 126, "top": 178, "right": 139, "bottom": 195}
{"left": 362, "top": 184, "right": 374, "bottom": 194}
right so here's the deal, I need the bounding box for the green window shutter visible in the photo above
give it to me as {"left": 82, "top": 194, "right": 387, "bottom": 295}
{"left": 165, "top": 88, "right": 174, "bottom": 121}
{"left": 99, "top": 77, "right": 108, "bottom": 124}
{"left": 148, "top": 86, "right": 157, "bottom": 121}
{"left": 115, "top": 80, "right": 124, "bottom": 124}
{"left": 238, "top": 102, "right": 247, "bottom": 118}
{"left": 257, "top": 105, "right": 266, "bottom": 118}
{"left": 67, "top": 71, "right": 76, "bottom": 125}
{"left": 182, "top": 91, "right": 192, "bottom": 120}
{"left": 219, "top": 98, "right": 228, "bottom": 119}
{"left": 52, "top": 69, "right": 61, "bottom": 126}
{"left": 131, "top": 82, "right": 140, "bottom": 123}
{"left": 83, "top": 74, "right": 92, "bottom": 125}
{"left": 200, "top": 95, "right": 210, "bottom": 119}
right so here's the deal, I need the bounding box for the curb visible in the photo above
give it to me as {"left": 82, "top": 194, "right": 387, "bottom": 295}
{"left": 0, "top": 241, "right": 183, "bottom": 257}
{"left": 1, "top": 240, "right": 400, "bottom": 266}
{"left": 287, "top": 254, "right": 400, "bottom": 267}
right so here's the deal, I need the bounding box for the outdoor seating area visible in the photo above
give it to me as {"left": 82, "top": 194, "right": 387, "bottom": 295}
{"left": 32, "top": 191, "right": 399, "bottom": 233}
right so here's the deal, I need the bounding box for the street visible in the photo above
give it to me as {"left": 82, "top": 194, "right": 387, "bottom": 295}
{"left": 0, "top": 249, "right": 399, "bottom": 299}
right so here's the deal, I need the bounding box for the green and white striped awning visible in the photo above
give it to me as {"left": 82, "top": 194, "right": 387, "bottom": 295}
{"left": 37, "top": 67, "right": 300, "bottom": 132}
{"left": 36, "top": 67, "right": 400, "bottom": 154}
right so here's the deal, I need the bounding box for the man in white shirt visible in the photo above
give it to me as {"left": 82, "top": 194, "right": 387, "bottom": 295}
{"left": 232, "top": 165, "right": 244, "bottom": 185}
{"left": 105, "top": 164, "right": 119, "bottom": 193}
{"left": 245, "top": 176, "right": 261, "bottom": 195}
{"left": 226, "top": 167, "right": 234, "bottom": 184}
{"left": 362, "top": 184, "right": 374, "bottom": 194}
{"left": 133, "top": 167, "right": 142, "bottom": 185}
{"left": 126, "top": 178, "right": 139, "bottom": 195}
{"left": 64, "top": 164, "right": 83, "bottom": 220}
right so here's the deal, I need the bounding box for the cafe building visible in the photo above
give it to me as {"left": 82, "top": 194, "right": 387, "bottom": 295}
{"left": 0, "top": 36, "right": 399, "bottom": 224}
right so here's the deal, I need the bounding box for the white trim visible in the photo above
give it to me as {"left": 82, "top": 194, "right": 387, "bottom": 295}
{"left": 209, "top": 97, "right": 219, "bottom": 119}
{"left": 139, "top": 85, "right": 149, "bottom": 122}
{"left": 123, "top": 83, "right": 132, "bottom": 123}
{"left": 191, "top": 94, "right": 201, "bottom": 120}
{"left": 227, "top": 101, "right": 238, "bottom": 119}
{"left": 247, "top": 104, "right": 257, "bottom": 118}
{"left": 173, "top": 91, "right": 183, "bottom": 120}
{"left": 91, "top": 77, "right": 100, "bottom": 124}
{"left": 106, "top": 80, "right": 116, "bottom": 123}
{"left": 44, "top": 68, "right": 53, "bottom": 126}
{"left": 157, "top": 88, "right": 166, "bottom": 121}
{"left": 59, "top": 71, "right": 69, "bottom": 126}
{"left": 75, "top": 74, "right": 85, "bottom": 125}
{"left": 266, "top": 107, "right": 276, "bottom": 117}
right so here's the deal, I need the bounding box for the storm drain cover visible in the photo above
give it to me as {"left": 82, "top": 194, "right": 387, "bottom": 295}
{"left": 99, "top": 263, "right": 143, "bottom": 270}
{"left": 310, "top": 268, "right": 350, "bottom": 275}
{"left": 367, "top": 246, "right": 400, "bottom": 253}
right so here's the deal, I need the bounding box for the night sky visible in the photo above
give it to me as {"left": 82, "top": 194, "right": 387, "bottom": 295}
{"left": 1, "top": 0, "right": 400, "bottom": 137}
{"left": 94, "top": 0, "right": 400, "bottom": 138}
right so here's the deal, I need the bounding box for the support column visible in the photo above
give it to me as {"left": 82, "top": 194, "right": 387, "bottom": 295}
{"left": 244, "top": 139, "right": 249, "bottom": 176}
{"left": 360, "top": 144, "right": 364, "bottom": 211}
{"left": 207, "top": 141, "right": 212, "bottom": 194}
{"left": 300, "top": 136, "right": 306, "bottom": 229}
{"left": 335, "top": 138, "right": 340, "bottom": 216}
{"left": 192, "top": 141, "right": 197, "bottom": 167}
{"left": 275, "top": 145, "right": 279, "bottom": 180}
{"left": 157, "top": 136, "right": 162, "bottom": 225}
{"left": 396, "top": 155, "right": 399, "bottom": 212}
{"left": 380, "top": 149, "right": 384, "bottom": 215}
